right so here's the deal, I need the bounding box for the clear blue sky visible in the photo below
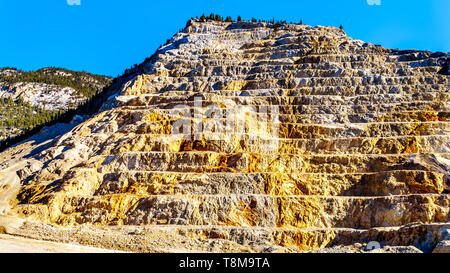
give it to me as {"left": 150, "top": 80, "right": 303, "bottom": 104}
{"left": 0, "top": 0, "right": 448, "bottom": 77}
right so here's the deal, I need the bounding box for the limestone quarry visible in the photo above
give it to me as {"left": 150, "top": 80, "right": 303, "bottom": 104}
{"left": 0, "top": 19, "right": 449, "bottom": 253}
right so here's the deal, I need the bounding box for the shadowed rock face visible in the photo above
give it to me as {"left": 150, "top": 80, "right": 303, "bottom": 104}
{"left": 1, "top": 19, "right": 449, "bottom": 252}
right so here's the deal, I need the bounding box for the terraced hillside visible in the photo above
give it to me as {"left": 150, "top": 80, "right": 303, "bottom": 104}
{"left": 0, "top": 19, "right": 449, "bottom": 252}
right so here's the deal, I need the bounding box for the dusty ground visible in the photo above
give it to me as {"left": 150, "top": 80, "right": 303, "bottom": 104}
{"left": 0, "top": 234, "right": 123, "bottom": 253}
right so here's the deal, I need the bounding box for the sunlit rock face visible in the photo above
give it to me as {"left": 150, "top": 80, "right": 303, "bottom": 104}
{"left": 2, "top": 19, "right": 449, "bottom": 252}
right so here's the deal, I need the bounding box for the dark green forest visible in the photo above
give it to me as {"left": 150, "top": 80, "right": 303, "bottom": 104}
{"left": 0, "top": 97, "right": 61, "bottom": 131}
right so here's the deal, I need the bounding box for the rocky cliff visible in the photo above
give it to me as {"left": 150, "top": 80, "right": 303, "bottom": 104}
{"left": 0, "top": 19, "right": 449, "bottom": 253}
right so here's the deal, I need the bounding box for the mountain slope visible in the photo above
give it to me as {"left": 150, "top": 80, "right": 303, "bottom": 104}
{"left": 0, "top": 18, "right": 449, "bottom": 253}
{"left": 0, "top": 67, "right": 112, "bottom": 146}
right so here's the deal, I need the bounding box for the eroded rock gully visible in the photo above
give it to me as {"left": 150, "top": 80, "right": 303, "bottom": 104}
{"left": 0, "top": 19, "right": 449, "bottom": 253}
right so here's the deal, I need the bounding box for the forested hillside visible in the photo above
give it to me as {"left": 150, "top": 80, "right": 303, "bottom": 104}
{"left": 0, "top": 67, "right": 111, "bottom": 98}
{"left": 0, "top": 67, "right": 112, "bottom": 148}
